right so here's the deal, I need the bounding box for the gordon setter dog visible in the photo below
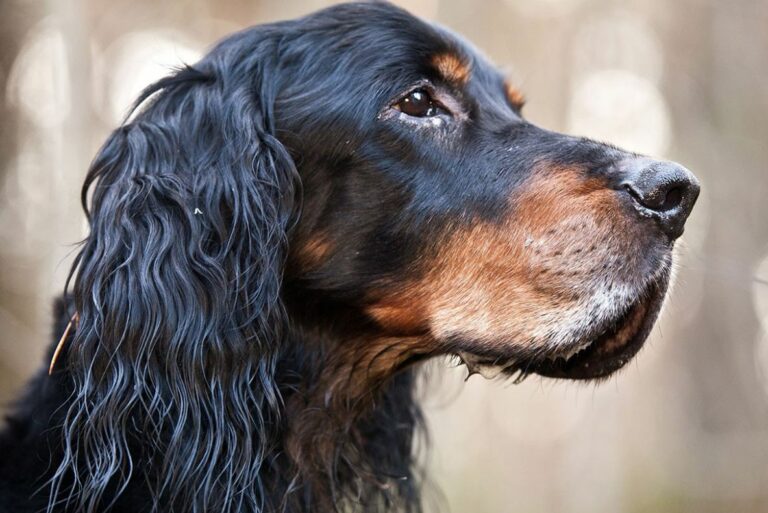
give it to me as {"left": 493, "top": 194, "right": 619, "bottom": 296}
{"left": 0, "top": 2, "right": 699, "bottom": 512}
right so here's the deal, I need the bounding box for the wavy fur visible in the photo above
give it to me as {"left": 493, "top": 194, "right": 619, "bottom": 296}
{"left": 0, "top": 2, "right": 692, "bottom": 512}
{"left": 53, "top": 34, "right": 300, "bottom": 512}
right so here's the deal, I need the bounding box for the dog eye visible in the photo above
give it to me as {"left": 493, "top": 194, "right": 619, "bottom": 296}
{"left": 394, "top": 89, "right": 445, "bottom": 117}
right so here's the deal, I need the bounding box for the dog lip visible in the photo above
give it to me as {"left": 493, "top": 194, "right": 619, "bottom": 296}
{"left": 449, "top": 277, "right": 669, "bottom": 383}
{"left": 527, "top": 280, "right": 667, "bottom": 380}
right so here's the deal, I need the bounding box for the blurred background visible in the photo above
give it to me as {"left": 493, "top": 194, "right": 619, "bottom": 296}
{"left": 1, "top": 0, "right": 766, "bottom": 512}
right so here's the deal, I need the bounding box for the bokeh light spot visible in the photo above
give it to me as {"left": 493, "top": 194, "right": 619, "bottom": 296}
{"left": 751, "top": 250, "right": 768, "bottom": 329}
{"left": 567, "top": 69, "right": 671, "bottom": 156}
{"left": 391, "top": 0, "right": 440, "bottom": 19}
{"left": 755, "top": 330, "right": 768, "bottom": 400}
{"left": 102, "top": 31, "right": 203, "bottom": 124}
{"left": 506, "top": 0, "right": 587, "bottom": 18}
{"left": 6, "top": 21, "right": 71, "bottom": 128}
{"left": 571, "top": 10, "right": 664, "bottom": 84}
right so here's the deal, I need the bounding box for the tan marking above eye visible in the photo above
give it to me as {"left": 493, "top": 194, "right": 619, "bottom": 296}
{"left": 294, "top": 233, "right": 333, "bottom": 269}
{"left": 430, "top": 52, "right": 471, "bottom": 85}
{"left": 504, "top": 81, "right": 526, "bottom": 109}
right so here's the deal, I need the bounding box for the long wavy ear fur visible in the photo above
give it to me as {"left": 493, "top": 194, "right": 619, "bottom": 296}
{"left": 50, "top": 31, "right": 300, "bottom": 513}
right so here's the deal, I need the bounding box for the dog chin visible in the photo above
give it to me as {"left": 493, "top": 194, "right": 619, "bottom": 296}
{"left": 455, "top": 272, "right": 670, "bottom": 382}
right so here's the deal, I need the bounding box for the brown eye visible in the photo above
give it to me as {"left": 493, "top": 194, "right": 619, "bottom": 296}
{"left": 395, "top": 89, "right": 444, "bottom": 117}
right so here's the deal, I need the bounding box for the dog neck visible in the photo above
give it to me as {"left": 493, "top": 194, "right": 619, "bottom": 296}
{"left": 273, "top": 312, "right": 433, "bottom": 511}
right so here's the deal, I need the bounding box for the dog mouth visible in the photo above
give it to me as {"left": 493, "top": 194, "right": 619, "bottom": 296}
{"left": 528, "top": 279, "right": 666, "bottom": 380}
{"left": 457, "top": 278, "right": 668, "bottom": 381}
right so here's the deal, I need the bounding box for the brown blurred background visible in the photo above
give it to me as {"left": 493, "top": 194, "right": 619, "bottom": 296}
{"left": 1, "top": 0, "right": 767, "bottom": 512}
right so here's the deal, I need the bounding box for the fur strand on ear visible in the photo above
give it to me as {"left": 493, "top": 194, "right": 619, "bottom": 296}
{"left": 49, "top": 35, "right": 301, "bottom": 513}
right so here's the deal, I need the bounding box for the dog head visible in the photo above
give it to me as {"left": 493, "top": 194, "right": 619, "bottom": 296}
{"left": 276, "top": 3, "right": 699, "bottom": 380}
{"left": 57, "top": 3, "right": 699, "bottom": 511}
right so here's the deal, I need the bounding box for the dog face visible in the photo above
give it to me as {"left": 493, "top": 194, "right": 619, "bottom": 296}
{"left": 280, "top": 3, "right": 699, "bottom": 380}
{"left": 46, "top": 4, "right": 700, "bottom": 511}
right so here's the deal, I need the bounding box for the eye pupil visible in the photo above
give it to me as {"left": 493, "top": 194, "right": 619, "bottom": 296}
{"left": 397, "top": 89, "right": 442, "bottom": 117}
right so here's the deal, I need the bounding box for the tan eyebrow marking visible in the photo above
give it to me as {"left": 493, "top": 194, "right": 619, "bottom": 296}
{"left": 296, "top": 233, "right": 333, "bottom": 269}
{"left": 504, "top": 80, "right": 526, "bottom": 109}
{"left": 431, "top": 52, "right": 471, "bottom": 85}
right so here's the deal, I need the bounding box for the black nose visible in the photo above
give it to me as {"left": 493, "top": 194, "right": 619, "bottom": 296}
{"left": 619, "top": 158, "right": 700, "bottom": 239}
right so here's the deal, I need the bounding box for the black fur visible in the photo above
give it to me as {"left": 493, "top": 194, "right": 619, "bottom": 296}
{"left": 0, "top": 2, "right": 696, "bottom": 512}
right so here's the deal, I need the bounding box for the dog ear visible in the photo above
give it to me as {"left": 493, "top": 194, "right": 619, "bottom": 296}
{"left": 50, "top": 37, "right": 300, "bottom": 513}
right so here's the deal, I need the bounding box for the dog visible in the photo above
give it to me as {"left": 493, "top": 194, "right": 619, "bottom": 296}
{"left": 0, "top": 2, "right": 699, "bottom": 512}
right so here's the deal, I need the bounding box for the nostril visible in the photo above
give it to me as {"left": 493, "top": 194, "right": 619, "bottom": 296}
{"left": 617, "top": 157, "right": 700, "bottom": 240}
{"left": 661, "top": 186, "right": 683, "bottom": 211}
{"left": 623, "top": 180, "right": 685, "bottom": 212}
{"left": 621, "top": 164, "right": 693, "bottom": 213}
